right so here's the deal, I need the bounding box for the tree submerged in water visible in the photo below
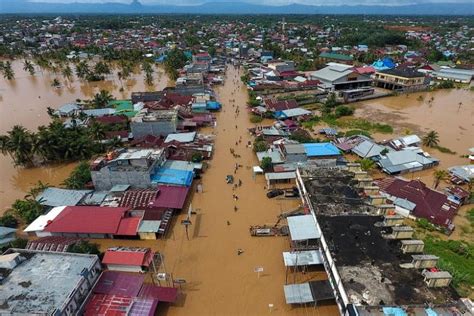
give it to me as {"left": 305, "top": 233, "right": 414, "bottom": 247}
{"left": 422, "top": 130, "right": 440, "bottom": 148}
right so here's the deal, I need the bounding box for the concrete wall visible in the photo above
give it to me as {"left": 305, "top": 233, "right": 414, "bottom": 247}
{"left": 286, "top": 153, "right": 307, "bottom": 163}
{"left": 91, "top": 168, "right": 152, "bottom": 191}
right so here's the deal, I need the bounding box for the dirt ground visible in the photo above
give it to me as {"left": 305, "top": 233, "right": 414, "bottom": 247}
{"left": 92, "top": 65, "right": 339, "bottom": 316}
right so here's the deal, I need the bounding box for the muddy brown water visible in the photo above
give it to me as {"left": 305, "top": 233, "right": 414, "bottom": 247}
{"left": 353, "top": 89, "right": 474, "bottom": 185}
{"left": 91, "top": 66, "right": 339, "bottom": 316}
{"left": 0, "top": 60, "right": 169, "bottom": 213}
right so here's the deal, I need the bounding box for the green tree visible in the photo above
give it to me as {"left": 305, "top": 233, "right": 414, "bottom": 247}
{"left": 91, "top": 90, "right": 114, "bottom": 108}
{"left": 423, "top": 130, "right": 440, "bottom": 148}
{"left": 62, "top": 161, "right": 92, "bottom": 189}
{"left": 69, "top": 240, "right": 100, "bottom": 255}
{"left": 62, "top": 64, "right": 73, "bottom": 85}
{"left": 11, "top": 198, "right": 43, "bottom": 224}
{"left": 23, "top": 60, "right": 35, "bottom": 76}
{"left": 253, "top": 140, "right": 268, "bottom": 153}
{"left": 359, "top": 158, "right": 376, "bottom": 172}
{"left": 94, "top": 61, "right": 111, "bottom": 76}
{"left": 75, "top": 61, "right": 90, "bottom": 80}
{"left": 0, "top": 213, "right": 18, "bottom": 228}
{"left": 2, "top": 61, "right": 15, "bottom": 80}
{"left": 260, "top": 156, "right": 273, "bottom": 171}
{"left": 433, "top": 169, "right": 448, "bottom": 189}
{"left": 0, "top": 125, "right": 36, "bottom": 166}
{"left": 88, "top": 121, "right": 106, "bottom": 141}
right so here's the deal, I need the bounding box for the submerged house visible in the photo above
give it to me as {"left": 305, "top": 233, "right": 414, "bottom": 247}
{"left": 378, "top": 150, "right": 439, "bottom": 175}
{"left": 24, "top": 206, "right": 140, "bottom": 239}
{"left": 310, "top": 64, "right": 372, "bottom": 91}
{"left": 376, "top": 178, "right": 459, "bottom": 230}
{"left": 373, "top": 68, "right": 426, "bottom": 91}
{"left": 91, "top": 149, "right": 165, "bottom": 191}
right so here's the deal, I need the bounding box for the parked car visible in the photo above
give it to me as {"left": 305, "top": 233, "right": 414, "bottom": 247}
{"left": 266, "top": 189, "right": 284, "bottom": 198}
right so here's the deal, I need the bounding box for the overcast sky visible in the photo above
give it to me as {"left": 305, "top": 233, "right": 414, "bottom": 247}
{"left": 30, "top": 0, "right": 471, "bottom": 5}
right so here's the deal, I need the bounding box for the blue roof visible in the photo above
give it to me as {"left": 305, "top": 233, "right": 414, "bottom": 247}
{"left": 151, "top": 168, "right": 194, "bottom": 186}
{"left": 155, "top": 55, "right": 167, "bottom": 63}
{"left": 36, "top": 188, "right": 92, "bottom": 207}
{"left": 382, "top": 307, "right": 407, "bottom": 316}
{"left": 372, "top": 57, "right": 395, "bottom": 71}
{"left": 303, "top": 143, "right": 340, "bottom": 157}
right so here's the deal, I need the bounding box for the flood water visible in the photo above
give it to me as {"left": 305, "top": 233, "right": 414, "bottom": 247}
{"left": 90, "top": 65, "right": 340, "bottom": 316}
{"left": 0, "top": 59, "right": 169, "bottom": 213}
{"left": 354, "top": 88, "right": 474, "bottom": 184}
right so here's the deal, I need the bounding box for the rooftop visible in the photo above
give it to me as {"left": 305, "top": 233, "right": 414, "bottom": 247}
{"left": 0, "top": 249, "right": 98, "bottom": 315}
{"left": 318, "top": 215, "right": 459, "bottom": 306}
{"left": 299, "top": 167, "right": 373, "bottom": 215}
{"left": 132, "top": 109, "right": 178, "bottom": 123}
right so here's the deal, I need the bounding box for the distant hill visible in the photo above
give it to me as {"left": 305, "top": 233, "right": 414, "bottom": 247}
{"left": 1, "top": 0, "right": 473, "bottom": 15}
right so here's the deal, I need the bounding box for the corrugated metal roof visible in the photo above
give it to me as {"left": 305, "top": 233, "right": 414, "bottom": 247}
{"left": 284, "top": 283, "right": 314, "bottom": 304}
{"left": 265, "top": 172, "right": 296, "bottom": 181}
{"left": 283, "top": 250, "right": 323, "bottom": 267}
{"left": 303, "top": 143, "right": 340, "bottom": 157}
{"left": 36, "top": 188, "right": 91, "bottom": 207}
{"left": 287, "top": 215, "right": 321, "bottom": 241}
{"left": 164, "top": 132, "right": 196, "bottom": 143}
{"left": 137, "top": 220, "right": 161, "bottom": 233}
{"left": 102, "top": 248, "right": 153, "bottom": 266}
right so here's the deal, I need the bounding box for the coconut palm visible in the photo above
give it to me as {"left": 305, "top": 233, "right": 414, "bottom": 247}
{"left": 2, "top": 61, "right": 15, "bottom": 80}
{"left": 88, "top": 121, "right": 106, "bottom": 141}
{"left": 91, "top": 90, "right": 114, "bottom": 108}
{"left": 422, "top": 130, "right": 439, "bottom": 148}
{"left": 62, "top": 64, "right": 73, "bottom": 86}
{"left": 1, "top": 125, "right": 36, "bottom": 166}
{"left": 75, "top": 61, "right": 90, "bottom": 80}
{"left": 23, "top": 60, "right": 35, "bottom": 76}
{"left": 433, "top": 169, "right": 448, "bottom": 189}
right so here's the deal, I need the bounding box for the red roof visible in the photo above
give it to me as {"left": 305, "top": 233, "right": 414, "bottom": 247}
{"left": 116, "top": 217, "right": 140, "bottom": 236}
{"left": 264, "top": 99, "right": 299, "bottom": 111}
{"left": 119, "top": 189, "right": 159, "bottom": 208}
{"left": 44, "top": 206, "right": 130, "bottom": 235}
{"left": 148, "top": 185, "right": 190, "bottom": 210}
{"left": 376, "top": 178, "right": 459, "bottom": 228}
{"left": 139, "top": 285, "right": 179, "bottom": 303}
{"left": 355, "top": 66, "right": 376, "bottom": 74}
{"left": 94, "top": 271, "right": 145, "bottom": 297}
{"left": 102, "top": 248, "right": 154, "bottom": 267}
{"left": 94, "top": 115, "right": 128, "bottom": 125}
{"left": 85, "top": 294, "right": 158, "bottom": 316}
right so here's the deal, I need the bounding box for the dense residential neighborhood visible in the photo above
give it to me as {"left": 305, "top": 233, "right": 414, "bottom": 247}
{"left": 0, "top": 11, "right": 473, "bottom": 316}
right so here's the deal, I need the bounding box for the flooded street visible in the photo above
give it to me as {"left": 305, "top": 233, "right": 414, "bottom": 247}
{"left": 91, "top": 65, "right": 339, "bottom": 316}
{"left": 0, "top": 60, "right": 169, "bottom": 213}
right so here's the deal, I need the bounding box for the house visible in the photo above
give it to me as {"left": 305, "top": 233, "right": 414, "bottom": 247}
{"left": 371, "top": 57, "right": 396, "bottom": 71}
{"left": 35, "top": 187, "right": 92, "bottom": 208}
{"left": 376, "top": 178, "right": 459, "bottom": 230}
{"left": 310, "top": 64, "right": 372, "bottom": 91}
{"left": 389, "top": 134, "right": 422, "bottom": 150}
{"left": 55, "top": 103, "right": 80, "bottom": 117}
{"left": 131, "top": 92, "right": 163, "bottom": 104}
{"left": 25, "top": 206, "right": 140, "bottom": 239}
{"left": 318, "top": 52, "right": 353, "bottom": 65}
{"left": 303, "top": 143, "right": 341, "bottom": 160}
{"left": 90, "top": 148, "right": 165, "bottom": 191}
{"left": 448, "top": 165, "right": 474, "bottom": 183}
{"left": 352, "top": 139, "right": 391, "bottom": 159}
{"left": 378, "top": 150, "right": 439, "bottom": 175}
{"left": 0, "top": 249, "right": 101, "bottom": 315}
{"left": 264, "top": 99, "right": 299, "bottom": 112}
{"left": 373, "top": 68, "right": 426, "bottom": 91}
{"left": 130, "top": 109, "right": 178, "bottom": 139}
{"left": 431, "top": 68, "right": 473, "bottom": 84}
{"left": 0, "top": 226, "right": 17, "bottom": 247}
{"left": 151, "top": 167, "right": 194, "bottom": 187}
{"left": 274, "top": 108, "right": 312, "bottom": 120}
{"left": 102, "top": 247, "right": 154, "bottom": 273}
{"left": 281, "top": 143, "right": 307, "bottom": 163}
{"left": 256, "top": 147, "right": 284, "bottom": 165}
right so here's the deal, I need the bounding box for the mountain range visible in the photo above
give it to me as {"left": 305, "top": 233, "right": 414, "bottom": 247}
{"left": 1, "top": 0, "right": 473, "bottom": 15}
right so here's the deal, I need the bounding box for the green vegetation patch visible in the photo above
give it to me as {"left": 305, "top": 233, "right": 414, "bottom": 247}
{"left": 423, "top": 236, "right": 474, "bottom": 297}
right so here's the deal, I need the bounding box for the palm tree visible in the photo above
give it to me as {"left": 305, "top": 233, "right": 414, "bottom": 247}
{"left": 62, "top": 64, "right": 73, "bottom": 86}
{"left": 51, "top": 78, "right": 61, "bottom": 88}
{"left": 359, "top": 158, "right": 376, "bottom": 172}
{"left": 23, "top": 60, "right": 35, "bottom": 76}
{"left": 76, "top": 61, "right": 90, "bottom": 80}
{"left": 2, "top": 61, "right": 15, "bottom": 80}
{"left": 91, "top": 90, "right": 114, "bottom": 108}
{"left": 2, "top": 125, "right": 36, "bottom": 166}
{"left": 422, "top": 130, "right": 439, "bottom": 148}
{"left": 25, "top": 181, "right": 50, "bottom": 199}
{"left": 88, "top": 122, "right": 106, "bottom": 141}
{"left": 432, "top": 169, "right": 448, "bottom": 189}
